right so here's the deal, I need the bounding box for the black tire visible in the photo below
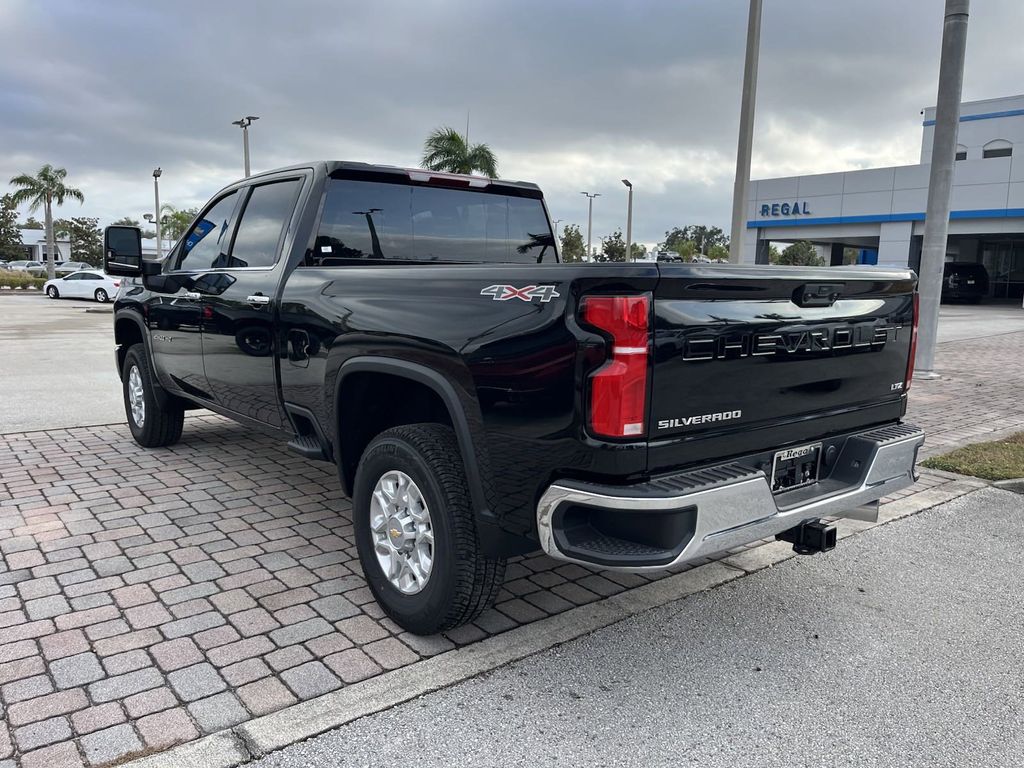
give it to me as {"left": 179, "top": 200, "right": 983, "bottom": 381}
{"left": 94, "top": 288, "right": 109, "bottom": 303}
{"left": 122, "top": 345, "right": 184, "bottom": 448}
{"left": 46, "top": 286, "right": 59, "bottom": 299}
{"left": 353, "top": 424, "right": 505, "bottom": 635}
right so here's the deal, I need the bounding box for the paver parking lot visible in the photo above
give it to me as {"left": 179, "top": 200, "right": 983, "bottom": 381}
{"left": 0, "top": 302, "right": 1022, "bottom": 767}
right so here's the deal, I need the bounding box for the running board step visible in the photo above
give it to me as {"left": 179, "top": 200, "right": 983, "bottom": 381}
{"left": 287, "top": 434, "right": 331, "bottom": 461}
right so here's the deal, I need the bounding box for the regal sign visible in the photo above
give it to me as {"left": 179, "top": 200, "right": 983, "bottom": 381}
{"left": 759, "top": 201, "right": 811, "bottom": 217}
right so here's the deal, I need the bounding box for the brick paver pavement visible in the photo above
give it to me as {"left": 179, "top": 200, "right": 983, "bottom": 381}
{"left": 0, "top": 330, "right": 1020, "bottom": 767}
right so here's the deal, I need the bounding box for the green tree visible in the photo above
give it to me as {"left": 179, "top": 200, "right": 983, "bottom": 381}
{"left": 8, "top": 164, "right": 84, "bottom": 279}
{"left": 56, "top": 217, "right": 102, "bottom": 266}
{"left": 421, "top": 126, "right": 498, "bottom": 177}
{"left": 559, "top": 223, "right": 585, "bottom": 263}
{"left": 159, "top": 205, "right": 199, "bottom": 243}
{"left": 113, "top": 216, "right": 155, "bottom": 239}
{"left": 707, "top": 243, "right": 729, "bottom": 262}
{"left": 772, "top": 240, "right": 824, "bottom": 266}
{"left": 597, "top": 229, "right": 627, "bottom": 262}
{"left": 629, "top": 242, "right": 648, "bottom": 261}
{"left": 22, "top": 216, "right": 44, "bottom": 230}
{"left": 0, "top": 194, "right": 25, "bottom": 261}
{"left": 660, "top": 224, "right": 729, "bottom": 259}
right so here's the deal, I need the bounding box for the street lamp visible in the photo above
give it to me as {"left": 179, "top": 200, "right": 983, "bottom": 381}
{"left": 552, "top": 218, "right": 563, "bottom": 240}
{"left": 581, "top": 192, "right": 600, "bottom": 261}
{"left": 152, "top": 167, "right": 163, "bottom": 260}
{"left": 622, "top": 179, "right": 633, "bottom": 262}
{"left": 231, "top": 115, "right": 260, "bottom": 177}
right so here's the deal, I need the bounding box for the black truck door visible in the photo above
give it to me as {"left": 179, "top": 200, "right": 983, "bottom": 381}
{"left": 147, "top": 189, "right": 241, "bottom": 400}
{"left": 198, "top": 177, "right": 305, "bottom": 430}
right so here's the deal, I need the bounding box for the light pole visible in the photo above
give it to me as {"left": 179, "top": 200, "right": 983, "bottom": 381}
{"left": 729, "top": 0, "right": 763, "bottom": 264}
{"left": 622, "top": 180, "right": 633, "bottom": 262}
{"left": 916, "top": 0, "right": 970, "bottom": 379}
{"left": 231, "top": 116, "right": 260, "bottom": 177}
{"left": 552, "top": 218, "right": 563, "bottom": 240}
{"left": 581, "top": 192, "right": 600, "bottom": 261}
{"left": 152, "top": 168, "right": 162, "bottom": 260}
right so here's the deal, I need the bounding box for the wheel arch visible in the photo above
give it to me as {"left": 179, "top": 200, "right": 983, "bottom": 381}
{"left": 334, "top": 357, "right": 489, "bottom": 520}
{"left": 114, "top": 312, "right": 149, "bottom": 378}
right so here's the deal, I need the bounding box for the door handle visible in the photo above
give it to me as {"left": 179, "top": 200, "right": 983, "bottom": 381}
{"left": 247, "top": 295, "right": 271, "bottom": 307}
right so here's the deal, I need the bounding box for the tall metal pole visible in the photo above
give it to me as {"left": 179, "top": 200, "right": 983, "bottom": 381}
{"left": 581, "top": 192, "right": 599, "bottom": 261}
{"left": 728, "top": 0, "right": 763, "bottom": 264}
{"left": 152, "top": 168, "right": 163, "bottom": 260}
{"left": 916, "top": 0, "right": 970, "bottom": 379}
{"left": 552, "top": 219, "right": 562, "bottom": 240}
{"left": 242, "top": 126, "right": 251, "bottom": 178}
{"left": 232, "top": 116, "right": 259, "bottom": 178}
{"left": 622, "top": 180, "right": 634, "bottom": 262}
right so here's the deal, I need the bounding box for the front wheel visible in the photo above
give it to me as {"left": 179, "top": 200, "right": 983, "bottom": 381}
{"left": 122, "top": 345, "right": 184, "bottom": 448}
{"left": 46, "top": 286, "right": 59, "bottom": 299}
{"left": 94, "top": 288, "right": 109, "bottom": 303}
{"left": 353, "top": 424, "right": 505, "bottom": 635}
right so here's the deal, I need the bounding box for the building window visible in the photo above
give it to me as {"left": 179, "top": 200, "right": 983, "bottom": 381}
{"left": 982, "top": 140, "right": 1012, "bottom": 159}
{"left": 955, "top": 145, "right": 967, "bottom": 161}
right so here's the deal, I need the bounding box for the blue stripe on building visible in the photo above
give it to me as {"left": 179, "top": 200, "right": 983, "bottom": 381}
{"left": 922, "top": 108, "right": 1024, "bottom": 127}
{"left": 747, "top": 208, "right": 1024, "bottom": 229}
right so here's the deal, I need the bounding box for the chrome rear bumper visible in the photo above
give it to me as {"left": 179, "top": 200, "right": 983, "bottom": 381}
{"left": 536, "top": 423, "right": 925, "bottom": 571}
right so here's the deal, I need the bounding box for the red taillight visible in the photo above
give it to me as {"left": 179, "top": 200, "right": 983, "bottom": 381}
{"left": 113, "top": 280, "right": 121, "bottom": 288}
{"left": 905, "top": 292, "right": 919, "bottom": 390}
{"left": 581, "top": 295, "right": 649, "bottom": 438}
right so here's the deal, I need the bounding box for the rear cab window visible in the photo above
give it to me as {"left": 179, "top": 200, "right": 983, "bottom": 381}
{"left": 307, "top": 177, "right": 555, "bottom": 266}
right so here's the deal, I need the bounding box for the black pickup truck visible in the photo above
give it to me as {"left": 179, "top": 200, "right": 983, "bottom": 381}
{"left": 103, "top": 161, "right": 925, "bottom": 634}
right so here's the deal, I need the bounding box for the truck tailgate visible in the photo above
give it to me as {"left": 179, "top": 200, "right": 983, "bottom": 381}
{"left": 647, "top": 264, "right": 917, "bottom": 474}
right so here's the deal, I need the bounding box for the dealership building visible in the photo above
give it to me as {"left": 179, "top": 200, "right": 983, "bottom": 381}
{"left": 743, "top": 94, "right": 1024, "bottom": 301}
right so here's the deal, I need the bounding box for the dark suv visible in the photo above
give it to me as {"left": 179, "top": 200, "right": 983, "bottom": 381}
{"left": 942, "top": 262, "right": 989, "bottom": 303}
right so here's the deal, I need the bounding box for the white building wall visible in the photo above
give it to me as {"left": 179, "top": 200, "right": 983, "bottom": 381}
{"left": 921, "top": 94, "right": 1024, "bottom": 163}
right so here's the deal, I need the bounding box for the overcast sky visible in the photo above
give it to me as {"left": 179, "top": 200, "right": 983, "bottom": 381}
{"left": 2, "top": 0, "right": 1022, "bottom": 247}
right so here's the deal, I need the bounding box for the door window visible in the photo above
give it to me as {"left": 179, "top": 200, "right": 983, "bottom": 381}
{"left": 177, "top": 191, "right": 239, "bottom": 271}
{"left": 65, "top": 273, "right": 84, "bottom": 281}
{"left": 226, "top": 179, "right": 303, "bottom": 268}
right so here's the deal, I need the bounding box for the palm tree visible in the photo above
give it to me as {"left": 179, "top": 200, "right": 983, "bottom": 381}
{"left": 421, "top": 127, "right": 498, "bottom": 177}
{"left": 9, "top": 165, "right": 84, "bottom": 279}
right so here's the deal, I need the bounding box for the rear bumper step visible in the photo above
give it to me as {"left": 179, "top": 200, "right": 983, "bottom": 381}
{"left": 536, "top": 422, "right": 924, "bottom": 570}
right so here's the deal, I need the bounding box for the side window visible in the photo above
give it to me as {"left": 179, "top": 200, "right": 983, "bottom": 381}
{"left": 312, "top": 180, "right": 413, "bottom": 263}
{"left": 176, "top": 191, "right": 239, "bottom": 271}
{"left": 65, "top": 273, "right": 83, "bottom": 281}
{"left": 226, "top": 179, "right": 303, "bottom": 269}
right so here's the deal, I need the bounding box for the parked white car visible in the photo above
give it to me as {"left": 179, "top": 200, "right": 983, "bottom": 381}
{"left": 6, "top": 260, "right": 43, "bottom": 272}
{"left": 55, "top": 261, "right": 92, "bottom": 276}
{"left": 43, "top": 270, "right": 122, "bottom": 303}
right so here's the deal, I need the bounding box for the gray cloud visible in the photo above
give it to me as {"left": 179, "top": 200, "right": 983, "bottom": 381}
{"left": 1, "top": 0, "right": 1021, "bottom": 246}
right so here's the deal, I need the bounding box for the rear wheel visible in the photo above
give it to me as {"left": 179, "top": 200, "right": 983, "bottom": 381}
{"left": 94, "top": 288, "right": 109, "bottom": 303}
{"left": 122, "top": 345, "right": 184, "bottom": 448}
{"left": 46, "top": 286, "right": 59, "bottom": 299}
{"left": 353, "top": 424, "right": 505, "bottom": 635}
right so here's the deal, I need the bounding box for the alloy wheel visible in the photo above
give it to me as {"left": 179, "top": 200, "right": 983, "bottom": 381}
{"left": 127, "top": 365, "right": 145, "bottom": 428}
{"left": 369, "top": 470, "right": 434, "bottom": 594}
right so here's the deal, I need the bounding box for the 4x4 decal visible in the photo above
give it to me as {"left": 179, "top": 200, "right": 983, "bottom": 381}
{"left": 480, "top": 284, "right": 561, "bottom": 303}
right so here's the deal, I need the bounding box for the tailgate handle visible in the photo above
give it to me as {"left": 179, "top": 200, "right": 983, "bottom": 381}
{"left": 794, "top": 282, "right": 844, "bottom": 307}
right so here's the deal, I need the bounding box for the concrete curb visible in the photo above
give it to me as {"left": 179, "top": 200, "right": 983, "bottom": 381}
{"left": 993, "top": 478, "right": 1024, "bottom": 494}
{"left": 123, "top": 478, "right": 988, "bottom": 768}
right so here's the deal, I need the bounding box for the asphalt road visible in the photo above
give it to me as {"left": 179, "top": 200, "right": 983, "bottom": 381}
{"left": 254, "top": 487, "right": 1024, "bottom": 768}
{"left": 0, "top": 293, "right": 124, "bottom": 432}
